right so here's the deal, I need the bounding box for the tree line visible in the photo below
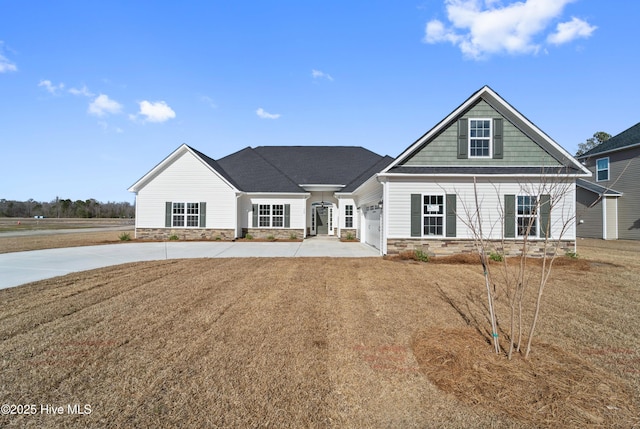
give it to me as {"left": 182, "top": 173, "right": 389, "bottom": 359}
{"left": 0, "top": 198, "right": 135, "bottom": 218}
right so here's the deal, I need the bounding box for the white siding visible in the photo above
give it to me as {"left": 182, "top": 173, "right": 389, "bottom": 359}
{"left": 135, "top": 151, "right": 236, "bottom": 229}
{"left": 352, "top": 175, "right": 382, "bottom": 208}
{"left": 386, "top": 177, "right": 576, "bottom": 240}
{"left": 239, "top": 194, "right": 307, "bottom": 229}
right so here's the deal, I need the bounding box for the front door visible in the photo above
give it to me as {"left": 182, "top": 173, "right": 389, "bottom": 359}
{"left": 316, "top": 207, "right": 329, "bottom": 235}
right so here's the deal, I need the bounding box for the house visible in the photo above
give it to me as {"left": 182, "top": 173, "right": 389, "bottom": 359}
{"left": 129, "top": 86, "right": 590, "bottom": 256}
{"left": 576, "top": 123, "right": 640, "bottom": 240}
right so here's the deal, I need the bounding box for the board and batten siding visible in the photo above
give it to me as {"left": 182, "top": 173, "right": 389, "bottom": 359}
{"left": 385, "top": 177, "right": 576, "bottom": 240}
{"left": 135, "top": 151, "right": 236, "bottom": 229}
{"left": 402, "top": 100, "right": 560, "bottom": 167}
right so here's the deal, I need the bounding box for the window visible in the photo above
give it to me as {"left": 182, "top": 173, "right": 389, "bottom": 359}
{"left": 469, "top": 119, "right": 491, "bottom": 157}
{"left": 596, "top": 157, "right": 609, "bottom": 182}
{"left": 517, "top": 196, "right": 537, "bottom": 237}
{"left": 172, "top": 202, "right": 200, "bottom": 227}
{"left": 345, "top": 205, "right": 353, "bottom": 228}
{"left": 272, "top": 204, "right": 284, "bottom": 227}
{"left": 423, "top": 195, "right": 444, "bottom": 236}
{"left": 259, "top": 204, "right": 271, "bottom": 227}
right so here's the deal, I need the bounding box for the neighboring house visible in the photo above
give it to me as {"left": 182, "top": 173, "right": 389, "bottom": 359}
{"left": 576, "top": 122, "right": 640, "bottom": 240}
{"left": 129, "top": 86, "right": 590, "bottom": 255}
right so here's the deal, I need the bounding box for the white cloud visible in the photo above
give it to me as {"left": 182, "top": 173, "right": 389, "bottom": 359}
{"left": 256, "top": 107, "right": 281, "bottom": 119}
{"left": 69, "top": 85, "right": 94, "bottom": 97}
{"left": 424, "top": 0, "right": 596, "bottom": 59}
{"left": 312, "top": 69, "right": 334, "bottom": 81}
{"left": 38, "top": 79, "right": 65, "bottom": 95}
{"left": 0, "top": 41, "right": 17, "bottom": 73}
{"left": 547, "top": 17, "right": 597, "bottom": 45}
{"left": 88, "top": 94, "right": 123, "bottom": 117}
{"left": 134, "top": 100, "right": 176, "bottom": 123}
{"left": 200, "top": 95, "right": 218, "bottom": 108}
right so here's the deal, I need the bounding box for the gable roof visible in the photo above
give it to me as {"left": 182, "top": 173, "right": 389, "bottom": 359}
{"left": 382, "top": 85, "right": 590, "bottom": 176}
{"left": 576, "top": 178, "right": 622, "bottom": 196}
{"left": 578, "top": 122, "right": 640, "bottom": 158}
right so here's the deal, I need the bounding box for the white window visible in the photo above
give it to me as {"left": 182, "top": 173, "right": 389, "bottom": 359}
{"left": 469, "top": 119, "right": 491, "bottom": 158}
{"left": 423, "top": 195, "right": 444, "bottom": 236}
{"left": 173, "top": 202, "right": 199, "bottom": 227}
{"left": 596, "top": 157, "right": 609, "bottom": 182}
{"left": 258, "top": 204, "right": 285, "bottom": 228}
{"left": 258, "top": 204, "right": 271, "bottom": 227}
{"left": 517, "top": 196, "right": 537, "bottom": 237}
{"left": 345, "top": 205, "right": 353, "bottom": 228}
{"left": 272, "top": 204, "right": 284, "bottom": 227}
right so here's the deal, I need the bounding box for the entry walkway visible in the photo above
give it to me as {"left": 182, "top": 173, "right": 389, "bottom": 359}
{"left": 0, "top": 239, "right": 379, "bottom": 289}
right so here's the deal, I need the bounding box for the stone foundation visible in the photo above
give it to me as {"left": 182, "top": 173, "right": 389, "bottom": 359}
{"left": 340, "top": 229, "right": 357, "bottom": 240}
{"left": 242, "top": 228, "right": 304, "bottom": 240}
{"left": 386, "top": 238, "right": 575, "bottom": 258}
{"left": 135, "top": 228, "right": 235, "bottom": 241}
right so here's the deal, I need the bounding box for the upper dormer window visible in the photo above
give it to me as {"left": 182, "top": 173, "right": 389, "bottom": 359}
{"left": 596, "top": 157, "right": 609, "bottom": 182}
{"left": 469, "top": 119, "right": 492, "bottom": 158}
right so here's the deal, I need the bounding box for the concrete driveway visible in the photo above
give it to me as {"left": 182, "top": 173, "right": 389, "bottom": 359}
{"left": 0, "top": 238, "right": 379, "bottom": 289}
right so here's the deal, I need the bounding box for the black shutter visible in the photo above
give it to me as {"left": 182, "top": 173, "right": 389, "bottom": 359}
{"left": 284, "top": 204, "right": 290, "bottom": 228}
{"left": 446, "top": 194, "right": 457, "bottom": 237}
{"left": 539, "top": 194, "right": 551, "bottom": 238}
{"left": 411, "top": 194, "right": 421, "bottom": 237}
{"left": 165, "top": 202, "right": 172, "bottom": 227}
{"left": 493, "top": 118, "right": 503, "bottom": 159}
{"left": 504, "top": 195, "right": 515, "bottom": 238}
{"left": 457, "top": 118, "right": 468, "bottom": 159}
{"left": 252, "top": 204, "right": 258, "bottom": 228}
{"left": 199, "top": 202, "right": 207, "bottom": 228}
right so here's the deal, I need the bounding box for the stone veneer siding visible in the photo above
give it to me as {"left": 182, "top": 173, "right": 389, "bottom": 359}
{"left": 136, "top": 228, "right": 235, "bottom": 241}
{"left": 340, "top": 229, "right": 357, "bottom": 240}
{"left": 242, "top": 228, "right": 304, "bottom": 240}
{"left": 386, "top": 239, "right": 575, "bottom": 258}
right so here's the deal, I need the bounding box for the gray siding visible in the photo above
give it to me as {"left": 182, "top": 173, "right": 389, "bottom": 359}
{"left": 582, "top": 146, "right": 640, "bottom": 240}
{"left": 576, "top": 187, "right": 603, "bottom": 238}
{"left": 403, "top": 100, "right": 560, "bottom": 167}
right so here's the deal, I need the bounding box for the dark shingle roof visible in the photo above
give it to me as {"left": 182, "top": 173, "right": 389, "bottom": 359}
{"left": 210, "top": 146, "right": 390, "bottom": 193}
{"left": 580, "top": 122, "right": 640, "bottom": 157}
{"left": 576, "top": 178, "right": 622, "bottom": 196}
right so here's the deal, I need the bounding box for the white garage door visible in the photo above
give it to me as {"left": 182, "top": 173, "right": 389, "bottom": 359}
{"left": 364, "top": 207, "right": 381, "bottom": 249}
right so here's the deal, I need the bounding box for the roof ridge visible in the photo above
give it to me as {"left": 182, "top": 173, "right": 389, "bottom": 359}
{"left": 245, "top": 147, "right": 303, "bottom": 190}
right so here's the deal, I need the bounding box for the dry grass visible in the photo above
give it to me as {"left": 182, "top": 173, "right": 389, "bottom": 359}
{"left": 0, "top": 239, "right": 638, "bottom": 427}
{"left": 0, "top": 230, "right": 131, "bottom": 254}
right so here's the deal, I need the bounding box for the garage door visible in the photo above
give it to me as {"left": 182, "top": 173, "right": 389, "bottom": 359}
{"left": 364, "top": 207, "right": 381, "bottom": 249}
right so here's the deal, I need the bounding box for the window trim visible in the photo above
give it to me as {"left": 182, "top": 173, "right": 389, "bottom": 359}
{"left": 422, "top": 194, "right": 445, "bottom": 237}
{"left": 258, "top": 203, "right": 286, "bottom": 228}
{"left": 468, "top": 118, "right": 492, "bottom": 158}
{"left": 516, "top": 195, "right": 538, "bottom": 238}
{"left": 345, "top": 204, "right": 353, "bottom": 228}
{"left": 172, "top": 202, "right": 200, "bottom": 228}
{"left": 596, "top": 157, "right": 610, "bottom": 182}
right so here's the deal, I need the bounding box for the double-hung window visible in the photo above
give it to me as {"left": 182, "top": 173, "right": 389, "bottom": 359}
{"left": 469, "top": 119, "right": 492, "bottom": 158}
{"left": 345, "top": 205, "right": 353, "bottom": 228}
{"left": 423, "top": 195, "right": 444, "bottom": 236}
{"left": 259, "top": 205, "right": 271, "bottom": 227}
{"left": 172, "top": 202, "right": 200, "bottom": 227}
{"left": 517, "top": 196, "right": 537, "bottom": 237}
{"left": 272, "top": 204, "right": 284, "bottom": 227}
{"left": 596, "top": 157, "right": 609, "bottom": 182}
{"left": 258, "top": 204, "right": 285, "bottom": 227}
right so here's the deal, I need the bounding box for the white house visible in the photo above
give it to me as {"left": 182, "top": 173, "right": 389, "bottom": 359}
{"left": 129, "top": 86, "right": 590, "bottom": 256}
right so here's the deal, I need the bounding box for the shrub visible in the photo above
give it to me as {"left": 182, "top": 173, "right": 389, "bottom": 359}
{"left": 245, "top": 233, "right": 253, "bottom": 240}
{"left": 289, "top": 233, "right": 298, "bottom": 240}
{"left": 267, "top": 235, "right": 276, "bottom": 241}
{"left": 345, "top": 232, "right": 355, "bottom": 240}
{"left": 414, "top": 249, "right": 429, "bottom": 263}
{"left": 214, "top": 236, "right": 222, "bottom": 241}
{"left": 169, "top": 234, "right": 179, "bottom": 241}
{"left": 489, "top": 251, "right": 503, "bottom": 262}
{"left": 565, "top": 250, "right": 579, "bottom": 259}
{"left": 118, "top": 232, "right": 131, "bottom": 241}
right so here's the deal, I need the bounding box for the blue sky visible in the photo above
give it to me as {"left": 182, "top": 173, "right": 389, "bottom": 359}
{"left": 1, "top": 0, "right": 637, "bottom": 203}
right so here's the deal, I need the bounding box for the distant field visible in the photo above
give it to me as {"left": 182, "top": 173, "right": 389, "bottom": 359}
{"left": 0, "top": 218, "right": 134, "bottom": 254}
{"left": 0, "top": 240, "right": 638, "bottom": 427}
{"left": 0, "top": 217, "right": 133, "bottom": 232}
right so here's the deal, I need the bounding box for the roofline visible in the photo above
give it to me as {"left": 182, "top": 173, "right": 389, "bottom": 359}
{"left": 128, "top": 144, "right": 239, "bottom": 193}
{"left": 378, "top": 172, "right": 590, "bottom": 179}
{"left": 576, "top": 141, "right": 640, "bottom": 159}
{"left": 244, "top": 192, "right": 311, "bottom": 196}
{"left": 382, "top": 85, "right": 590, "bottom": 175}
{"left": 576, "top": 179, "right": 623, "bottom": 196}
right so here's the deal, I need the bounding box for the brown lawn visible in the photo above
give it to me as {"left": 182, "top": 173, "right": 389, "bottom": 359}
{"left": 0, "top": 238, "right": 638, "bottom": 427}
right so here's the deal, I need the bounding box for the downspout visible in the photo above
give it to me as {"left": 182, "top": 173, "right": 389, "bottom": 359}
{"left": 380, "top": 177, "right": 388, "bottom": 256}
{"left": 304, "top": 194, "right": 310, "bottom": 238}
{"left": 235, "top": 193, "right": 242, "bottom": 239}
{"left": 133, "top": 193, "right": 138, "bottom": 239}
